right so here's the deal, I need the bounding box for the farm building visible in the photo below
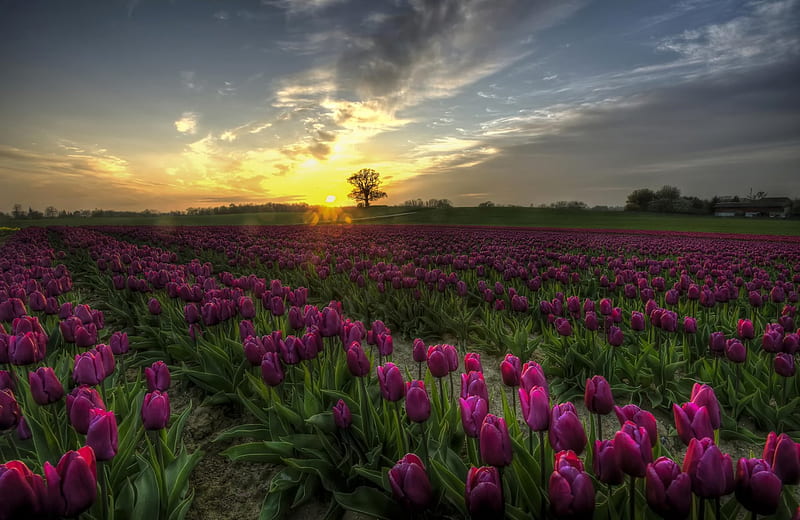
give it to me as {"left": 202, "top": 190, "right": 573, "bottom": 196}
{"left": 713, "top": 197, "right": 792, "bottom": 218}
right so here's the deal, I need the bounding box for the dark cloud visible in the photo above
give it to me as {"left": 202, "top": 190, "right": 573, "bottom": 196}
{"left": 335, "top": 0, "right": 578, "bottom": 102}
{"left": 393, "top": 57, "right": 800, "bottom": 205}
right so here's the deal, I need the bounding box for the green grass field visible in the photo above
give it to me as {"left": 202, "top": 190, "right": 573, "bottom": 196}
{"left": 2, "top": 207, "right": 799, "bottom": 235}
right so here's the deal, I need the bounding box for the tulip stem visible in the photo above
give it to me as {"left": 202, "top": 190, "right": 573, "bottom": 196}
{"left": 100, "top": 461, "right": 108, "bottom": 520}
{"left": 629, "top": 475, "right": 635, "bottom": 520}
{"left": 539, "top": 430, "right": 546, "bottom": 520}
{"left": 597, "top": 414, "right": 603, "bottom": 442}
{"left": 437, "top": 377, "right": 445, "bottom": 415}
{"left": 417, "top": 362, "right": 422, "bottom": 381}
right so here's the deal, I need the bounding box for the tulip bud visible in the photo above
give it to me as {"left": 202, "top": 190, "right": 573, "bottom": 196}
{"left": 0, "top": 388, "right": 21, "bottom": 430}
{"left": 520, "top": 385, "right": 550, "bottom": 432}
{"left": 708, "top": 332, "right": 726, "bottom": 355}
{"left": 405, "top": 380, "right": 431, "bottom": 423}
{"left": 645, "top": 457, "right": 691, "bottom": 519}
{"left": 44, "top": 446, "right": 97, "bottom": 517}
{"left": 461, "top": 371, "right": 489, "bottom": 401}
{"left": 555, "top": 317, "right": 572, "bottom": 337}
{"left": 762, "top": 432, "right": 800, "bottom": 485}
{"left": 86, "top": 408, "right": 118, "bottom": 461}
{"left": 29, "top": 367, "right": 64, "bottom": 405}
{"left": 689, "top": 383, "right": 721, "bottom": 430}
{"left": 737, "top": 319, "right": 754, "bottom": 340}
{"left": 109, "top": 331, "right": 129, "bottom": 356}
{"left": 346, "top": 342, "right": 370, "bottom": 377}
{"left": 412, "top": 338, "right": 426, "bottom": 363}
{"left": 377, "top": 363, "right": 405, "bottom": 402}
{"left": 673, "top": 403, "right": 714, "bottom": 446}
{"left": 260, "top": 352, "right": 284, "bottom": 387}
{"left": 66, "top": 386, "right": 105, "bottom": 435}
{"left": 147, "top": 298, "right": 162, "bottom": 315}
{"left": 683, "top": 316, "right": 697, "bottom": 334}
{"left": 73, "top": 351, "right": 105, "bottom": 386}
{"left": 549, "top": 403, "right": 587, "bottom": 455}
{"left": 735, "top": 458, "right": 782, "bottom": 516}
{"left": 614, "top": 420, "right": 653, "bottom": 477}
{"left": 520, "top": 361, "right": 548, "bottom": 393}
{"left": 584, "top": 375, "right": 614, "bottom": 415}
{"left": 631, "top": 311, "right": 646, "bottom": 331}
{"left": 426, "top": 345, "right": 449, "bottom": 378}
{"left": 459, "top": 395, "right": 488, "bottom": 438}
{"left": 549, "top": 450, "right": 595, "bottom": 518}
{"left": 775, "top": 352, "right": 796, "bottom": 377}
{"left": 614, "top": 404, "right": 658, "bottom": 446}
{"left": 465, "top": 466, "right": 503, "bottom": 518}
{"left": 332, "top": 399, "right": 351, "bottom": 429}
{"left": 594, "top": 440, "right": 624, "bottom": 485}
{"left": 683, "top": 437, "right": 734, "bottom": 498}
{"left": 500, "top": 354, "right": 521, "bottom": 387}
{"left": 464, "top": 352, "right": 482, "bottom": 373}
{"left": 389, "top": 454, "right": 433, "bottom": 512}
{"left": 479, "top": 414, "right": 513, "bottom": 467}
{"left": 725, "top": 338, "right": 746, "bottom": 363}
{"left": 0, "top": 370, "right": 12, "bottom": 391}
{"left": 142, "top": 391, "right": 170, "bottom": 430}
{"left": 144, "top": 360, "right": 171, "bottom": 392}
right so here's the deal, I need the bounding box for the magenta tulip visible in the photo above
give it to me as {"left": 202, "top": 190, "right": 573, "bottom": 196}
{"left": 388, "top": 454, "right": 433, "bottom": 512}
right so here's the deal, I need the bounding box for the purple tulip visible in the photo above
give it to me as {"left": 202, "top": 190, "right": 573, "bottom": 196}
{"left": 460, "top": 395, "right": 489, "bottom": 438}
{"left": 584, "top": 311, "right": 599, "bottom": 331}
{"left": 9, "top": 332, "right": 46, "bottom": 365}
{"left": 608, "top": 325, "right": 624, "bottom": 347}
{"left": 141, "top": 391, "right": 170, "bottom": 430}
{"left": 73, "top": 351, "right": 105, "bottom": 386}
{"left": 735, "top": 458, "right": 782, "bottom": 516}
{"left": 683, "top": 437, "right": 734, "bottom": 498}
{"left": 0, "top": 388, "right": 21, "bottom": 430}
{"left": 708, "top": 332, "right": 726, "bottom": 355}
{"left": 762, "top": 432, "right": 800, "bottom": 485}
{"left": 631, "top": 311, "right": 646, "bottom": 331}
{"left": 346, "top": 342, "right": 370, "bottom": 377}
{"left": 144, "top": 361, "right": 171, "bottom": 392}
{"left": 66, "top": 386, "right": 105, "bottom": 435}
{"left": 43, "top": 446, "right": 97, "bottom": 518}
{"left": 459, "top": 370, "right": 487, "bottom": 400}
{"left": 412, "top": 338, "right": 427, "bottom": 363}
{"left": 388, "top": 454, "right": 433, "bottom": 512}
{"left": 683, "top": 317, "right": 697, "bottom": 334}
{"left": 500, "top": 354, "right": 521, "bottom": 387}
{"left": 520, "top": 361, "right": 548, "bottom": 393}
{"left": 725, "top": 339, "right": 746, "bottom": 363}
{"left": 549, "top": 402, "right": 587, "bottom": 455}
{"left": 426, "top": 345, "right": 449, "bottom": 378}
{"left": 332, "top": 399, "right": 351, "bottom": 429}
{"left": 260, "top": 352, "right": 284, "bottom": 387}
{"left": 94, "top": 344, "right": 115, "bottom": 379}
{"left": 29, "top": 367, "right": 64, "bottom": 405}
{"left": 479, "top": 414, "right": 513, "bottom": 467}
{"left": 775, "top": 352, "right": 796, "bottom": 377}
{"left": 672, "top": 403, "right": 714, "bottom": 446}
{"left": 690, "top": 383, "right": 721, "bottom": 430}
{"left": 377, "top": 363, "right": 405, "bottom": 402}
{"left": 405, "top": 380, "right": 431, "bottom": 423}
{"left": 737, "top": 319, "right": 754, "bottom": 340}
{"left": 614, "top": 420, "right": 653, "bottom": 477}
{"left": 614, "top": 404, "right": 658, "bottom": 446}
{"left": 319, "top": 306, "right": 341, "bottom": 337}
{"left": 86, "top": 409, "right": 118, "bottom": 461}
{"left": 555, "top": 317, "right": 572, "bottom": 337}
{"left": 585, "top": 375, "right": 614, "bottom": 415}
{"left": 594, "top": 440, "right": 624, "bottom": 485}
{"left": 464, "top": 352, "right": 482, "bottom": 373}
{"left": 109, "top": 331, "right": 129, "bottom": 356}
{"left": 465, "top": 466, "right": 503, "bottom": 518}
{"left": 645, "top": 457, "right": 691, "bottom": 520}
{"left": 0, "top": 459, "right": 46, "bottom": 519}
{"left": 443, "top": 344, "right": 458, "bottom": 372}
{"left": 0, "top": 370, "right": 12, "bottom": 391}
{"left": 147, "top": 298, "right": 162, "bottom": 315}
{"left": 549, "top": 450, "right": 595, "bottom": 518}
{"left": 518, "top": 385, "right": 549, "bottom": 432}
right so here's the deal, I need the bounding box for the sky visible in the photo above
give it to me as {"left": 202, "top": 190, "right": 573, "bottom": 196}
{"left": 0, "top": 0, "right": 798, "bottom": 211}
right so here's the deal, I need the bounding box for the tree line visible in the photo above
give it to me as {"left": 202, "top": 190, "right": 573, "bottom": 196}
{"left": 624, "top": 186, "right": 799, "bottom": 215}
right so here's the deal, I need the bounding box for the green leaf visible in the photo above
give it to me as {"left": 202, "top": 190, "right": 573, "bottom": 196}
{"left": 214, "top": 423, "right": 271, "bottom": 442}
{"left": 429, "top": 459, "right": 468, "bottom": 516}
{"left": 221, "top": 442, "right": 291, "bottom": 464}
{"left": 130, "top": 457, "right": 160, "bottom": 520}
{"left": 333, "top": 486, "right": 401, "bottom": 520}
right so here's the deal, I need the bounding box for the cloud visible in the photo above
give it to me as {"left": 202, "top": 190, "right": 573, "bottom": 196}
{"left": 174, "top": 112, "right": 199, "bottom": 134}
{"left": 267, "top": 0, "right": 348, "bottom": 15}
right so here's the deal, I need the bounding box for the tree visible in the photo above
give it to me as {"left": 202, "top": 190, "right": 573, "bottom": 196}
{"left": 478, "top": 201, "right": 495, "bottom": 208}
{"left": 11, "top": 203, "right": 24, "bottom": 219}
{"left": 347, "top": 168, "right": 387, "bottom": 208}
{"left": 625, "top": 189, "right": 655, "bottom": 211}
{"left": 746, "top": 188, "right": 767, "bottom": 201}
{"left": 655, "top": 185, "right": 681, "bottom": 201}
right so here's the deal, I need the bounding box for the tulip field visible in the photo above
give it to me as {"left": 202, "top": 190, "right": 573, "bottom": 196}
{"left": 2, "top": 224, "right": 800, "bottom": 520}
